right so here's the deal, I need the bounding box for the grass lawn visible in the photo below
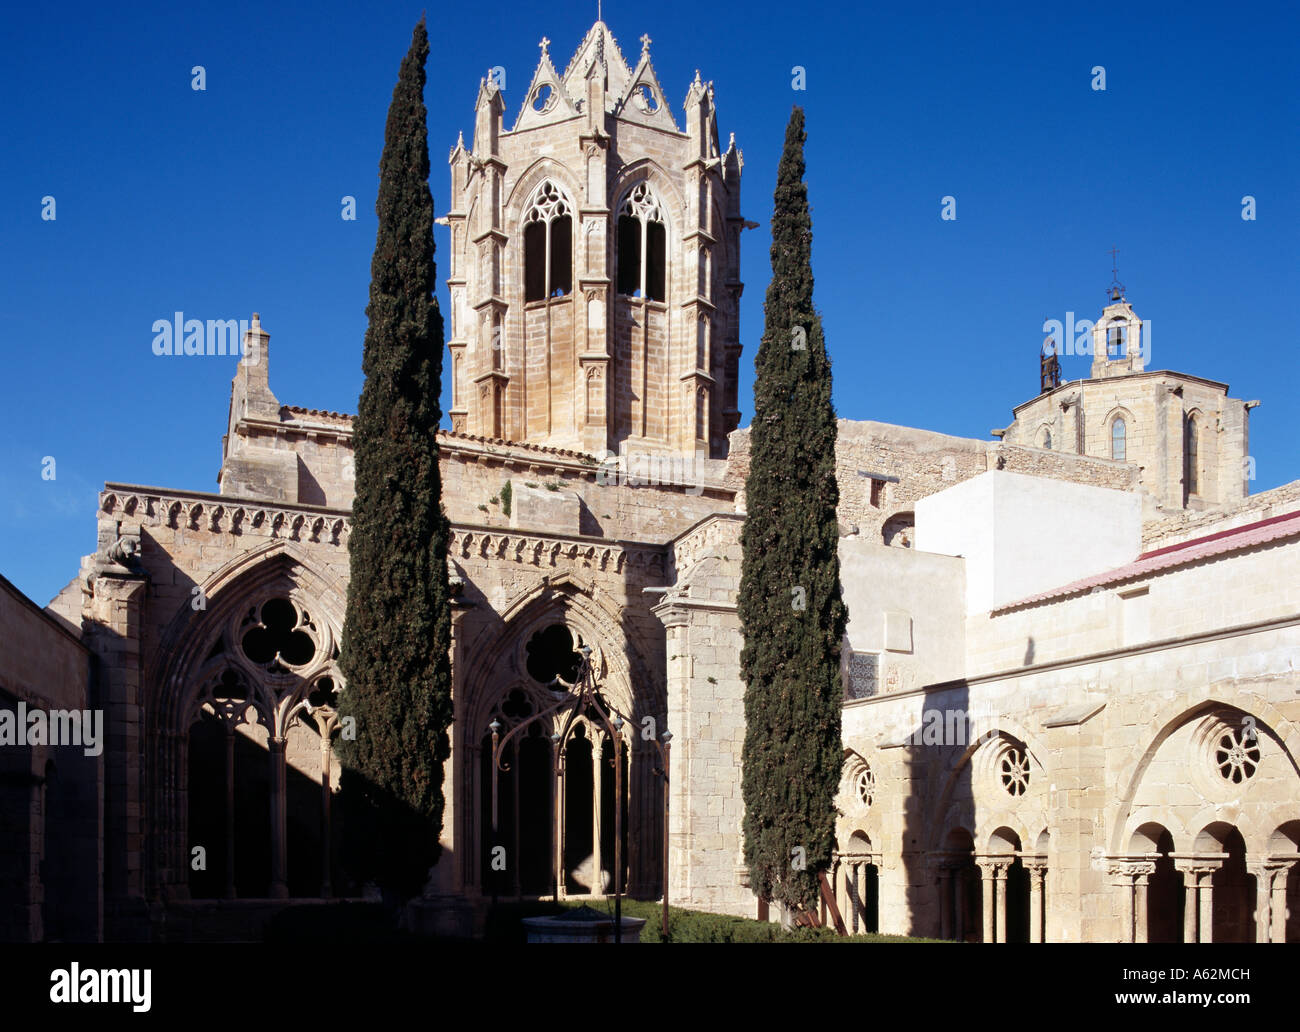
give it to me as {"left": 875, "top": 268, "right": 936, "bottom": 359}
{"left": 486, "top": 897, "right": 942, "bottom": 943}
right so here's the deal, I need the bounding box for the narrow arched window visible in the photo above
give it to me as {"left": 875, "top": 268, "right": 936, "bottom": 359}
{"left": 1184, "top": 414, "right": 1200, "bottom": 495}
{"left": 523, "top": 181, "right": 572, "bottom": 302}
{"left": 1040, "top": 428, "right": 1052, "bottom": 450}
{"left": 1111, "top": 417, "right": 1127, "bottom": 461}
{"left": 617, "top": 183, "right": 667, "bottom": 302}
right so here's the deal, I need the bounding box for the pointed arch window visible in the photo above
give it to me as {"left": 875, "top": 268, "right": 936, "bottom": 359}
{"left": 1184, "top": 414, "right": 1200, "bottom": 496}
{"left": 617, "top": 183, "right": 667, "bottom": 302}
{"left": 1111, "top": 417, "right": 1127, "bottom": 461}
{"left": 523, "top": 181, "right": 573, "bottom": 302}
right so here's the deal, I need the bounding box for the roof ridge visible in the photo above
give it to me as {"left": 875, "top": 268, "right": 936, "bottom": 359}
{"left": 1140, "top": 508, "right": 1300, "bottom": 560}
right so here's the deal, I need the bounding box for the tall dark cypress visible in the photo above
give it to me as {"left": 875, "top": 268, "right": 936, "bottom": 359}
{"left": 739, "top": 107, "right": 847, "bottom": 912}
{"left": 337, "top": 17, "right": 451, "bottom": 897}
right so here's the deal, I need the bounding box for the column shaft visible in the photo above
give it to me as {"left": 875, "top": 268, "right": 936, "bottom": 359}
{"left": 1198, "top": 873, "right": 1213, "bottom": 943}
{"left": 981, "top": 871, "right": 994, "bottom": 943}
{"left": 938, "top": 869, "right": 952, "bottom": 941}
{"left": 591, "top": 741, "right": 603, "bottom": 895}
{"left": 1028, "top": 870, "right": 1043, "bottom": 944}
{"left": 1135, "top": 877, "right": 1149, "bottom": 944}
{"left": 994, "top": 869, "right": 1007, "bottom": 944}
{"left": 1270, "top": 873, "right": 1288, "bottom": 944}
{"left": 224, "top": 726, "right": 236, "bottom": 899}
{"left": 269, "top": 737, "right": 288, "bottom": 899}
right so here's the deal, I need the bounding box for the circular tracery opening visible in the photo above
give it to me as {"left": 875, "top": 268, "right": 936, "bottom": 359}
{"left": 241, "top": 597, "right": 316, "bottom": 668}
{"left": 854, "top": 765, "right": 875, "bottom": 810}
{"left": 532, "top": 84, "right": 555, "bottom": 113}
{"left": 632, "top": 83, "right": 660, "bottom": 113}
{"left": 1214, "top": 727, "right": 1260, "bottom": 784}
{"left": 1000, "top": 748, "right": 1030, "bottom": 796}
{"left": 525, "top": 624, "right": 582, "bottom": 685}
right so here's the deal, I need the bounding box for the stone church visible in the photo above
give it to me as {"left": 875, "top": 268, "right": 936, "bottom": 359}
{"left": 3, "top": 20, "right": 1297, "bottom": 943}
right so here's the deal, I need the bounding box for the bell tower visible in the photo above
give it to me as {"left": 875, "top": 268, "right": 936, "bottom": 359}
{"left": 445, "top": 22, "right": 744, "bottom": 459}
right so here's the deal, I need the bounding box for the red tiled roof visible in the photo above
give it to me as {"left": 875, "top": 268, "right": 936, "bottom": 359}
{"left": 993, "top": 509, "right": 1300, "bottom": 613}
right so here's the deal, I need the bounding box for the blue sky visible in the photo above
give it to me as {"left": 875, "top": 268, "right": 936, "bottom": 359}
{"left": 1, "top": 0, "right": 1296, "bottom": 605}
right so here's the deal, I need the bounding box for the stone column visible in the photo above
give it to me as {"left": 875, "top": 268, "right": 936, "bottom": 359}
{"left": 975, "top": 856, "right": 1010, "bottom": 943}
{"left": 591, "top": 736, "right": 603, "bottom": 896}
{"left": 1247, "top": 858, "right": 1296, "bottom": 944}
{"left": 1267, "top": 856, "right": 1298, "bottom": 943}
{"left": 954, "top": 866, "right": 967, "bottom": 942}
{"left": 555, "top": 745, "right": 567, "bottom": 900}
{"left": 1198, "top": 873, "right": 1214, "bottom": 942}
{"left": 980, "top": 867, "right": 994, "bottom": 943}
{"left": 310, "top": 710, "right": 339, "bottom": 899}
{"left": 83, "top": 556, "right": 148, "bottom": 935}
{"left": 1172, "top": 854, "right": 1227, "bottom": 943}
{"left": 268, "top": 736, "right": 288, "bottom": 899}
{"left": 1022, "top": 855, "right": 1048, "bottom": 943}
{"left": 1135, "top": 872, "right": 1151, "bottom": 943}
{"left": 1182, "top": 874, "right": 1198, "bottom": 943}
{"left": 224, "top": 722, "right": 237, "bottom": 899}
{"left": 994, "top": 867, "right": 1008, "bottom": 944}
{"left": 1107, "top": 856, "right": 1156, "bottom": 943}
{"left": 937, "top": 867, "right": 953, "bottom": 941}
{"left": 1246, "top": 860, "right": 1273, "bottom": 944}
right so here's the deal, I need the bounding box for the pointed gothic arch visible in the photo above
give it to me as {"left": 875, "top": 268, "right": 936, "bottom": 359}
{"left": 147, "top": 542, "right": 347, "bottom": 903}
{"left": 522, "top": 179, "right": 574, "bottom": 302}
{"left": 455, "top": 575, "right": 664, "bottom": 899}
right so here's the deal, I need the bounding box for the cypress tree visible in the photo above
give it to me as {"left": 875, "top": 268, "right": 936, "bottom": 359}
{"left": 337, "top": 16, "right": 452, "bottom": 898}
{"left": 739, "top": 106, "right": 847, "bottom": 913}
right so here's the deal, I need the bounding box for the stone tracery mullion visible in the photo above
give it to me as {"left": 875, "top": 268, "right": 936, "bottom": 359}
{"left": 525, "top": 179, "right": 571, "bottom": 225}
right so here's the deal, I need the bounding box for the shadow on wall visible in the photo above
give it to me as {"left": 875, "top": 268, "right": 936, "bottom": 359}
{"left": 0, "top": 690, "right": 101, "bottom": 942}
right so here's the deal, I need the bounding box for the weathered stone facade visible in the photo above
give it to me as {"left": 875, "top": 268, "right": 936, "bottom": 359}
{"left": 4, "top": 20, "right": 1296, "bottom": 943}
{"left": 999, "top": 295, "right": 1255, "bottom": 519}
{"left": 445, "top": 21, "right": 743, "bottom": 459}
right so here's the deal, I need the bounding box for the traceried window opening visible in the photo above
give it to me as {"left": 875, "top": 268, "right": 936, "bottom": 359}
{"left": 214, "top": 669, "right": 247, "bottom": 702}
{"left": 523, "top": 181, "right": 572, "bottom": 303}
{"left": 525, "top": 624, "right": 583, "bottom": 685}
{"left": 854, "top": 764, "right": 875, "bottom": 810}
{"left": 307, "top": 677, "right": 338, "bottom": 711}
{"left": 532, "top": 84, "right": 556, "bottom": 113}
{"left": 631, "top": 83, "right": 660, "bottom": 113}
{"left": 1000, "top": 748, "right": 1030, "bottom": 796}
{"left": 241, "top": 598, "right": 316, "bottom": 669}
{"left": 617, "top": 183, "right": 666, "bottom": 302}
{"left": 1215, "top": 727, "right": 1259, "bottom": 784}
{"left": 1111, "top": 417, "right": 1127, "bottom": 462}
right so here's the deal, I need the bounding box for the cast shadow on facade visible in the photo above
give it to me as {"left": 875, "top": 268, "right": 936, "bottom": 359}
{"left": 448, "top": 560, "right": 667, "bottom": 907}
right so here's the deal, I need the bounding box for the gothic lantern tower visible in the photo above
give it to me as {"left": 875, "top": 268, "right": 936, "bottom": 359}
{"left": 444, "top": 22, "right": 744, "bottom": 459}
